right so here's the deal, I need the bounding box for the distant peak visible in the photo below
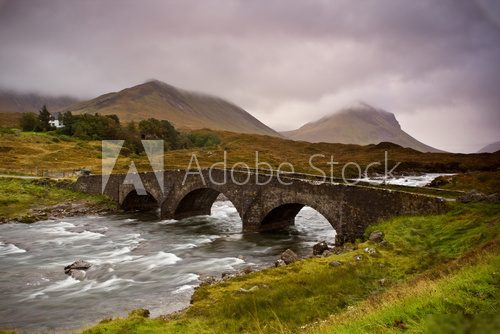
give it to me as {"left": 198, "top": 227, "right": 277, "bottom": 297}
{"left": 340, "top": 100, "right": 376, "bottom": 111}
{"left": 137, "top": 79, "right": 180, "bottom": 93}
{"left": 143, "top": 79, "right": 168, "bottom": 87}
{"left": 318, "top": 101, "right": 385, "bottom": 121}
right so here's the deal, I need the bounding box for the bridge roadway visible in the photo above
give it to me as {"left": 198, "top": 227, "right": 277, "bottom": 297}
{"left": 74, "top": 169, "right": 447, "bottom": 244}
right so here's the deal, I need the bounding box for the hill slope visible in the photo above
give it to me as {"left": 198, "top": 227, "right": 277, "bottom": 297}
{"left": 282, "top": 102, "right": 441, "bottom": 152}
{"left": 64, "top": 80, "right": 279, "bottom": 137}
{"left": 0, "top": 90, "right": 79, "bottom": 114}
{"left": 478, "top": 141, "right": 500, "bottom": 153}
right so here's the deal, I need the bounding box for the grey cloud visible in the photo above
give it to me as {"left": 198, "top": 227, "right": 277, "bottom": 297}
{"left": 0, "top": 0, "right": 499, "bottom": 152}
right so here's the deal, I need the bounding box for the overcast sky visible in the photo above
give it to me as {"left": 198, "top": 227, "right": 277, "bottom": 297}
{"left": 1, "top": 0, "right": 499, "bottom": 152}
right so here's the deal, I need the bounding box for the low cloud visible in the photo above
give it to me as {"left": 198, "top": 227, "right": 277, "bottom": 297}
{"left": 0, "top": 0, "right": 499, "bottom": 152}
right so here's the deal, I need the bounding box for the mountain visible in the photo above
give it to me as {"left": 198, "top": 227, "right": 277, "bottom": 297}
{"left": 477, "top": 141, "right": 500, "bottom": 153}
{"left": 0, "top": 90, "right": 79, "bottom": 114}
{"left": 64, "top": 80, "right": 279, "bottom": 137}
{"left": 281, "top": 102, "right": 441, "bottom": 153}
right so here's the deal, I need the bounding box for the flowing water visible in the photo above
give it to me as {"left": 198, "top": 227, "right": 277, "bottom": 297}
{"left": 0, "top": 201, "right": 335, "bottom": 332}
{"left": 0, "top": 173, "right": 449, "bottom": 331}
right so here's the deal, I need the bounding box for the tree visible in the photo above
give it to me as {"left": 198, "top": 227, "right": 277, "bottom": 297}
{"left": 19, "top": 112, "right": 40, "bottom": 131}
{"left": 57, "top": 111, "right": 74, "bottom": 135}
{"left": 122, "top": 121, "right": 142, "bottom": 154}
{"left": 138, "top": 118, "right": 181, "bottom": 149}
{"left": 38, "top": 105, "right": 53, "bottom": 131}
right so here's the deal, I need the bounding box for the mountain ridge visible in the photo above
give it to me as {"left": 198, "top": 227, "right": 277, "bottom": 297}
{"left": 64, "top": 80, "right": 280, "bottom": 137}
{"left": 0, "top": 90, "right": 80, "bottom": 114}
{"left": 477, "top": 141, "right": 500, "bottom": 153}
{"left": 281, "top": 102, "right": 442, "bottom": 153}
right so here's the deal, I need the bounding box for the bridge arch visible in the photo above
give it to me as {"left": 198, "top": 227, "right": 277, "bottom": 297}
{"left": 120, "top": 189, "right": 159, "bottom": 212}
{"left": 163, "top": 186, "right": 244, "bottom": 221}
{"left": 258, "top": 201, "right": 340, "bottom": 234}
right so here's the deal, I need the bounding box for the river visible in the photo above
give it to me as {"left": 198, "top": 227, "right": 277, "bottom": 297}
{"left": 0, "top": 173, "right": 450, "bottom": 331}
{"left": 0, "top": 201, "right": 335, "bottom": 331}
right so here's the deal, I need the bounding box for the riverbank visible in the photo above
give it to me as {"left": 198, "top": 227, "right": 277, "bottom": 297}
{"left": 0, "top": 178, "right": 117, "bottom": 224}
{"left": 81, "top": 201, "right": 499, "bottom": 333}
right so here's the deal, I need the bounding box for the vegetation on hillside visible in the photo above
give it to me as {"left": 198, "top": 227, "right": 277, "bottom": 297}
{"left": 18, "top": 109, "right": 221, "bottom": 154}
{"left": 1, "top": 129, "right": 499, "bottom": 178}
{"left": 0, "top": 112, "right": 23, "bottom": 128}
{"left": 82, "top": 202, "right": 500, "bottom": 333}
{"left": 19, "top": 105, "right": 54, "bottom": 132}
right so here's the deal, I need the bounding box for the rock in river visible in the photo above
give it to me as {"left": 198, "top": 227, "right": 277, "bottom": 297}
{"left": 64, "top": 259, "right": 92, "bottom": 276}
{"left": 280, "top": 249, "right": 299, "bottom": 265}
{"left": 313, "top": 241, "right": 330, "bottom": 255}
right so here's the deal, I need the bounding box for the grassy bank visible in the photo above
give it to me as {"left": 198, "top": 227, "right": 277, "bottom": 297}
{"left": 82, "top": 202, "right": 500, "bottom": 333}
{"left": 1, "top": 130, "right": 499, "bottom": 177}
{"left": 308, "top": 249, "right": 499, "bottom": 333}
{"left": 0, "top": 178, "right": 115, "bottom": 222}
{"left": 431, "top": 171, "right": 500, "bottom": 195}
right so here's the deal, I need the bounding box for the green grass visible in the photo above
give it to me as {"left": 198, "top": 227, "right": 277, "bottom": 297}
{"left": 82, "top": 202, "right": 500, "bottom": 333}
{"left": 431, "top": 171, "right": 500, "bottom": 195}
{"left": 0, "top": 178, "right": 115, "bottom": 221}
{"left": 309, "top": 248, "right": 500, "bottom": 334}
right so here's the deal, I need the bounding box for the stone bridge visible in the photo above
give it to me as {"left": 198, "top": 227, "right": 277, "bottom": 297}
{"left": 74, "top": 169, "right": 447, "bottom": 244}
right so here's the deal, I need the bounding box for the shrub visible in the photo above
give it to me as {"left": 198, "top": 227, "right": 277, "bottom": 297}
{"left": 187, "top": 131, "right": 220, "bottom": 148}
{"left": 19, "top": 112, "right": 40, "bottom": 131}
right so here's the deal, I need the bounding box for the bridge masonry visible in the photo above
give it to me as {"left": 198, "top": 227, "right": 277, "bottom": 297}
{"left": 74, "top": 169, "right": 448, "bottom": 245}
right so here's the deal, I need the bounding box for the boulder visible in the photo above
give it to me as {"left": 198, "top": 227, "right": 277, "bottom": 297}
{"left": 368, "top": 231, "right": 384, "bottom": 243}
{"left": 457, "top": 191, "right": 487, "bottom": 203}
{"left": 427, "top": 175, "right": 452, "bottom": 187}
{"left": 199, "top": 275, "right": 217, "bottom": 286}
{"left": 364, "top": 247, "right": 376, "bottom": 254}
{"left": 69, "top": 269, "right": 87, "bottom": 281}
{"left": 128, "top": 309, "right": 150, "bottom": 318}
{"left": 313, "top": 241, "right": 330, "bottom": 256}
{"left": 486, "top": 193, "right": 499, "bottom": 203}
{"left": 240, "top": 266, "right": 254, "bottom": 275}
{"left": 64, "top": 259, "right": 92, "bottom": 275}
{"left": 221, "top": 272, "right": 235, "bottom": 279}
{"left": 322, "top": 250, "right": 333, "bottom": 257}
{"left": 280, "top": 249, "right": 299, "bottom": 265}
{"left": 275, "top": 259, "right": 286, "bottom": 267}
{"left": 328, "top": 261, "right": 342, "bottom": 267}
{"left": 354, "top": 254, "right": 364, "bottom": 261}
